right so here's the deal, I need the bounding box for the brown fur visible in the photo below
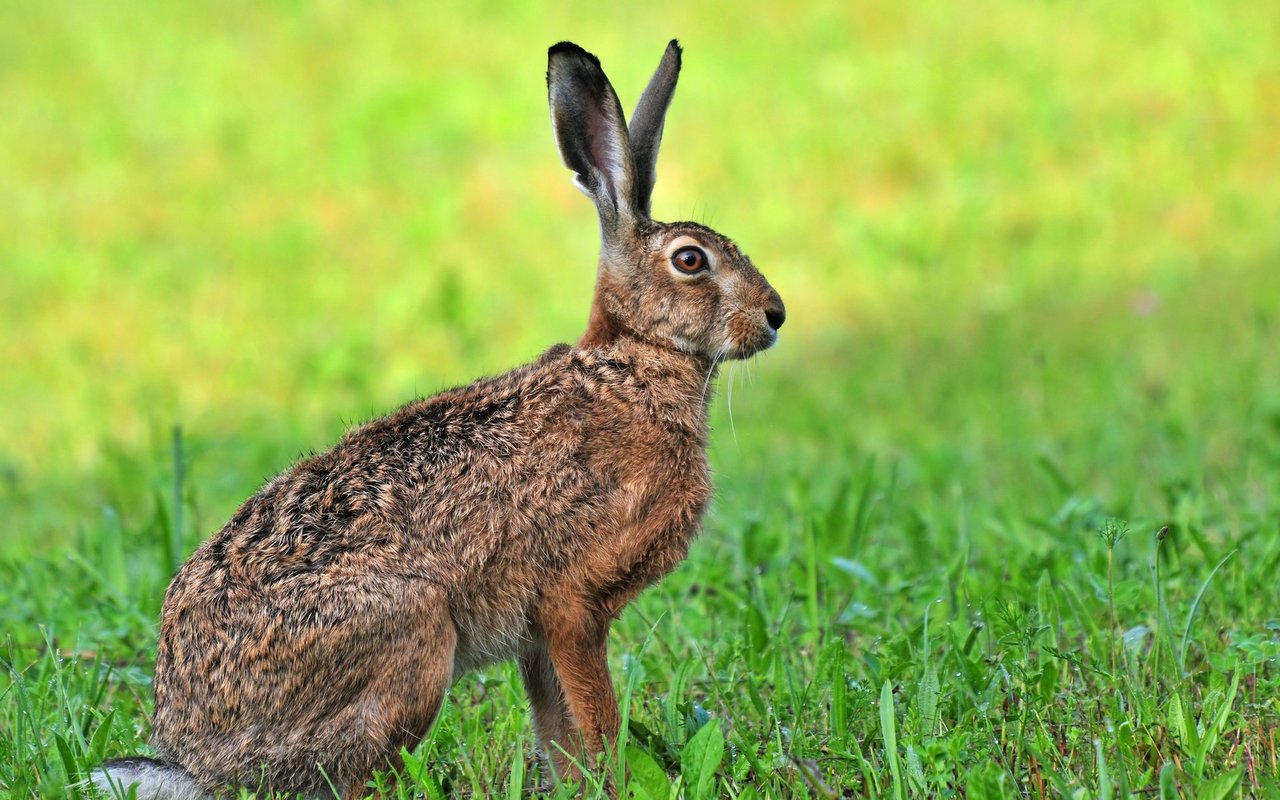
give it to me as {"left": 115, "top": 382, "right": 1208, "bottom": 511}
{"left": 103, "top": 40, "right": 784, "bottom": 799}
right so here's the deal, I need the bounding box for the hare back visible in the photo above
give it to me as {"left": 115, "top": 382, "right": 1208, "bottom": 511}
{"left": 167, "top": 344, "right": 705, "bottom": 647}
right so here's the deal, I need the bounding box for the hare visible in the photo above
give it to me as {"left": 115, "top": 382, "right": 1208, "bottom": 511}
{"left": 92, "top": 40, "right": 784, "bottom": 799}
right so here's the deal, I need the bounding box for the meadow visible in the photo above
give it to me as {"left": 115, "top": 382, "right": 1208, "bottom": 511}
{"left": 3, "top": 0, "right": 1279, "bottom": 797}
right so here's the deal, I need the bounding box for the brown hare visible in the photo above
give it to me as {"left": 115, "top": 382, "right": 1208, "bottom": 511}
{"left": 92, "top": 39, "right": 784, "bottom": 799}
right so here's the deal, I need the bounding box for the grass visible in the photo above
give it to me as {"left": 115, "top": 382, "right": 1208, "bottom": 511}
{"left": 3, "top": 0, "right": 1280, "bottom": 797}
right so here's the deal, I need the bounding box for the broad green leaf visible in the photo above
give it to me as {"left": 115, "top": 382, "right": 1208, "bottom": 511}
{"left": 625, "top": 744, "right": 672, "bottom": 800}
{"left": 89, "top": 709, "right": 115, "bottom": 763}
{"left": 917, "top": 664, "right": 939, "bottom": 736}
{"left": 53, "top": 733, "right": 79, "bottom": 786}
{"left": 1158, "top": 763, "right": 1178, "bottom": 800}
{"left": 1195, "top": 767, "right": 1242, "bottom": 800}
{"left": 680, "top": 721, "right": 724, "bottom": 800}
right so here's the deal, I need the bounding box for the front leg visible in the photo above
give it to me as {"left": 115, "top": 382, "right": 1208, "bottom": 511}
{"left": 519, "top": 642, "right": 576, "bottom": 783}
{"left": 538, "top": 603, "right": 620, "bottom": 787}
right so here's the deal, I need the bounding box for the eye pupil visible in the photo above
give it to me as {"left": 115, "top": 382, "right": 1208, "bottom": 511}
{"left": 672, "top": 246, "right": 706, "bottom": 273}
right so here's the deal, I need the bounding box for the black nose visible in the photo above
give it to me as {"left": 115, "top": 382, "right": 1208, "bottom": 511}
{"left": 765, "top": 300, "right": 786, "bottom": 331}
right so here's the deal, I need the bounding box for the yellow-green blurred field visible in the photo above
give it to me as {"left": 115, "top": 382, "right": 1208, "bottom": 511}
{"left": 3, "top": 1, "right": 1280, "bottom": 797}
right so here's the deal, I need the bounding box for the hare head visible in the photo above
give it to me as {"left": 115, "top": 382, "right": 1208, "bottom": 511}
{"left": 548, "top": 41, "right": 785, "bottom": 362}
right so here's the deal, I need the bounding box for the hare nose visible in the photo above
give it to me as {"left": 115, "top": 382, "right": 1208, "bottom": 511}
{"left": 764, "top": 299, "right": 786, "bottom": 331}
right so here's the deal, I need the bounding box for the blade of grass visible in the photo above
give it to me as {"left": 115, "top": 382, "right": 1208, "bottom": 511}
{"left": 1179, "top": 550, "right": 1236, "bottom": 674}
{"left": 879, "top": 681, "right": 903, "bottom": 800}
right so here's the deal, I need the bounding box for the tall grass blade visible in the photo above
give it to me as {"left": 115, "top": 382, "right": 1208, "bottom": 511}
{"left": 1179, "top": 549, "right": 1235, "bottom": 674}
{"left": 879, "top": 680, "right": 903, "bottom": 800}
{"left": 1094, "top": 739, "right": 1112, "bottom": 800}
{"left": 506, "top": 739, "right": 524, "bottom": 800}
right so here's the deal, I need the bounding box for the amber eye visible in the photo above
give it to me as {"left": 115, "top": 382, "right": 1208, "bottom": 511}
{"left": 671, "top": 246, "right": 707, "bottom": 274}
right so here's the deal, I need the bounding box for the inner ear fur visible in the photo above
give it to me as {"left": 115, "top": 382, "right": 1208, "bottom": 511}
{"left": 547, "top": 42, "right": 637, "bottom": 232}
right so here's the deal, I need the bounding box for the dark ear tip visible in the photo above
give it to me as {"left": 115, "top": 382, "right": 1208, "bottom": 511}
{"left": 665, "top": 39, "right": 683, "bottom": 69}
{"left": 549, "top": 41, "right": 602, "bottom": 68}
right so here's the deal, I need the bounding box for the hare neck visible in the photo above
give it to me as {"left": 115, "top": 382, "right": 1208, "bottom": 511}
{"left": 580, "top": 330, "right": 718, "bottom": 439}
{"left": 579, "top": 282, "right": 719, "bottom": 433}
{"left": 580, "top": 297, "right": 625, "bottom": 350}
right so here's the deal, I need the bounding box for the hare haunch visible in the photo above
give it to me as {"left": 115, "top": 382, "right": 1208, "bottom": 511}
{"left": 93, "top": 40, "right": 784, "bottom": 799}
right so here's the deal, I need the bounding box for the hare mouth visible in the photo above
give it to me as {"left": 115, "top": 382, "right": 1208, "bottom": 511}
{"left": 722, "top": 313, "right": 779, "bottom": 360}
{"left": 725, "top": 328, "right": 778, "bottom": 360}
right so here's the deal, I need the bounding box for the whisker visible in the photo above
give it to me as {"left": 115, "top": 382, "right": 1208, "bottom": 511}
{"left": 727, "top": 361, "right": 738, "bottom": 446}
{"left": 701, "top": 343, "right": 728, "bottom": 403}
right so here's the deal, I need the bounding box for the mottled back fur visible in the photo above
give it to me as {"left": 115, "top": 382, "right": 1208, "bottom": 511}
{"left": 94, "top": 40, "right": 784, "bottom": 800}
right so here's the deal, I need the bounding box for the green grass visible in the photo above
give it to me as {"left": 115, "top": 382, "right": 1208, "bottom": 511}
{"left": 3, "top": 0, "right": 1280, "bottom": 797}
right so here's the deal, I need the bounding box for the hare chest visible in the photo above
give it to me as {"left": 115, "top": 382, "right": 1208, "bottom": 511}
{"left": 444, "top": 439, "right": 710, "bottom": 672}
{"left": 555, "top": 427, "right": 713, "bottom": 622}
{"left": 603, "top": 462, "right": 712, "bottom": 613}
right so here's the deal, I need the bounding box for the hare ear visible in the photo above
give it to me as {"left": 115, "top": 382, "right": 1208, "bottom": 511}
{"left": 628, "top": 40, "right": 682, "bottom": 218}
{"left": 548, "top": 42, "right": 637, "bottom": 234}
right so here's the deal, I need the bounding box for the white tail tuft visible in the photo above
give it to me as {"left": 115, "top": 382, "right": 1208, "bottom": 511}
{"left": 88, "top": 758, "right": 211, "bottom": 800}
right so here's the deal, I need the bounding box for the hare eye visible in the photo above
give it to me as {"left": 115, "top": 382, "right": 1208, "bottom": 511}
{"left": 671, "top": 246, "right": 707, "bottom": 274}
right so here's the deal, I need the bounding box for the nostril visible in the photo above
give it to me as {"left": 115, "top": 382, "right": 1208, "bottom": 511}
{"left": 765, "top": 303, "right": 786, "bottom": 331}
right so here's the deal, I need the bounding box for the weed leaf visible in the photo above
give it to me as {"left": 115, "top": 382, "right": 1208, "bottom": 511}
{"left": 625, "top": 744, "right": 672, "bottom": 800}
{"left": 680, "top": 721, "right": 724, "bottom": 800}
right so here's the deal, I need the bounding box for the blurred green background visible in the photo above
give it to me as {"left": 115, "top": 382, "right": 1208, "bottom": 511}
{"left": 3, "top": 0, "right": 1279, "bottom": 554}
{"left": 4, "top": 1, "right": 1280, "bottom": 795}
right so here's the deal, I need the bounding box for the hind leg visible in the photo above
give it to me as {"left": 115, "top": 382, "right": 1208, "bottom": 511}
{"left": 154, "top": 571, "right": 458, "bottom": 798}
{"left": 335, "top": 596, "right": 457, "bottom": 800}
